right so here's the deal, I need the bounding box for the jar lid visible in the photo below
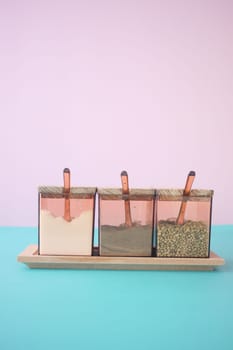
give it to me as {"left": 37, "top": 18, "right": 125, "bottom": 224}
{"left": 39, "top": 186, "right": 96, "bottom": 198}
{"left": 98, "top": 188, "right": 155, "bottom": 200}
{"left": 157, "top": 189, "right": 214, "bottom": 201}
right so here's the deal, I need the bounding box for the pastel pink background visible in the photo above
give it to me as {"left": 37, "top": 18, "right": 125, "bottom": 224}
{"left": 1, "top": 0, "right": 233, "bottom": 226}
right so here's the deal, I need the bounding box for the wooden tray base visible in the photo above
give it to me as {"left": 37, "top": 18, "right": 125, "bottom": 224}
{"left": 17, "top": 245, "right": 225, "bottom": 271}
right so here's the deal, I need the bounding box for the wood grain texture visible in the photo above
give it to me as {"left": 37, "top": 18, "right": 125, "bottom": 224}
{"left": 17, "top": 245, "right": 225, "bottom": 271}
{"left": 157, "top": 189, "right": 213, "bottom": 201}
{"left": 98, "top": 188, "right": 155, "bottom": 200}
{"left": 39, "top": 187, "right": 96, "bottom": 198}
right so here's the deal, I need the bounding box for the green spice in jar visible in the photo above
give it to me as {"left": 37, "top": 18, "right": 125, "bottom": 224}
{"left": 157, "top": 220, "right": 209, "bottom": 258}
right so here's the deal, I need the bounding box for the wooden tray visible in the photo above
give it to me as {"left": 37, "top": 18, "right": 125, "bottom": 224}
{"left": 17, "top": 245, "right": 225, "bottom": 271}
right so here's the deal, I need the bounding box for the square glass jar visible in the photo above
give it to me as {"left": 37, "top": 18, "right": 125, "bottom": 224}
{"left": 98, "top": 189, "right": 155, "bottom": 256}
{"left": 38, "top": 187, "right": 96, "bottom": 255}
{"left": 156, "top": 189, "right": 213, "bottom": 258}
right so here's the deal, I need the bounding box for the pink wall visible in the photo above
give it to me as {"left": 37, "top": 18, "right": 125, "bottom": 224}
{"left": 1, "top": 0, "right": 233, "bottom": 226}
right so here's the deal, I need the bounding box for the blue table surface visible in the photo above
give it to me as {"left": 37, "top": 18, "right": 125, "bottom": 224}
{"left": 0, "top": 226, "right": 233, "bottom": 350}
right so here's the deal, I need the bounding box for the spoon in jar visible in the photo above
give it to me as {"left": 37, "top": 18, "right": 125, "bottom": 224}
{"left": 121, "top": 170, "right": 133, "bottom": 227}
{"left": 63, "top": 168, "right": 72, "bottom": 222}
{"left": 176, "top": 171, "right": 195, "bottom": 225}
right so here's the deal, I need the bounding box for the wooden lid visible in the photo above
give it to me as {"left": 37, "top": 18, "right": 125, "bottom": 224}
{"left": 39, "top": 186, "right": 96, "bottom": 198}
{"left": 157, "top": 189, "right": 214, "bottom": 201}
{"left": 98, "top": 188, "right": 155, "bottom": 200}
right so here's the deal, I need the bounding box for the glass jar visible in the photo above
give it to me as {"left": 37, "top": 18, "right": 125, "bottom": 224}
{"left": 156, "top": 189, "right": 213, "bottom": 258}
{"left": 38, "top": 187, "right": 96, "bottom": 255}
{"left": 98, "top": 188, "right": 155, "bottom": 256}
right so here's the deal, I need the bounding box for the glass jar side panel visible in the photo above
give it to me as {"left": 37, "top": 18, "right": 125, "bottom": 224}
{"left": 99, "top": 199, "right": 154, "bottom": 257}
{"left": 40, "top": 197, "right": 94, "bottom": 218}
{"left": 99, "top": 199, "right": 154, "bottom": 226}
{"left": 157, "top": 199, "right": 211, "bottom": 226}
{"left": 156, "top": 199, "right": 212, "bottom": 258}
{"left": 39, "top": 195, "right": 95, "bottom": 255}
